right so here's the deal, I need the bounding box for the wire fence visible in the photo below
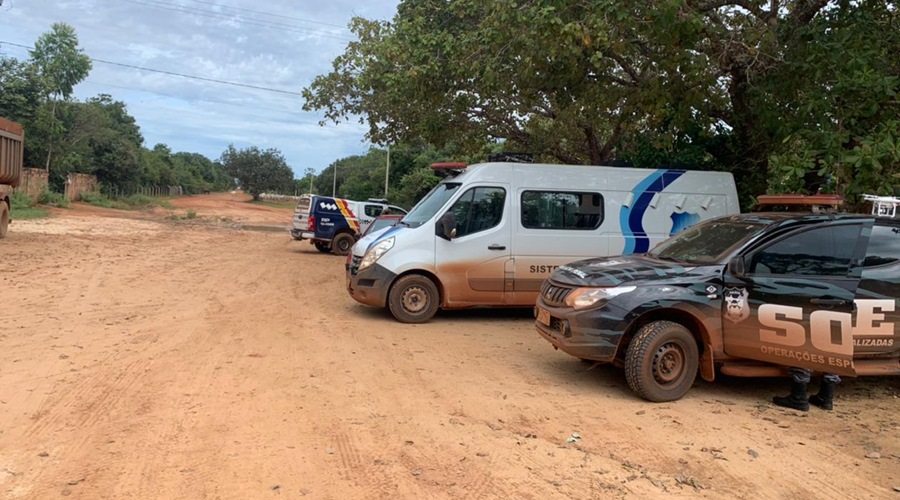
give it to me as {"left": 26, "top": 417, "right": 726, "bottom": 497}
{"left": 103, "top": 185, "right": 185, "bottom": 199}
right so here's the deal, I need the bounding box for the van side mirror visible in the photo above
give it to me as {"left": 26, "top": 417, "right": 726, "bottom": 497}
{"left": 436, "top": 212, "right": 457, "bottom": 240}
{"left": 729, "top": 256, "right": 747, "bottom": 280}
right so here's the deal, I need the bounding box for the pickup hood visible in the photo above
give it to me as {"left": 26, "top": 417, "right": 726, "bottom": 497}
{"left": 551, "top": 254, "right": 715, "bottom": 287}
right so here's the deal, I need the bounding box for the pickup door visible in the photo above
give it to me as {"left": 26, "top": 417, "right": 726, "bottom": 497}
{"left": 721, "top": 221, "right": 869, "bottom": 376}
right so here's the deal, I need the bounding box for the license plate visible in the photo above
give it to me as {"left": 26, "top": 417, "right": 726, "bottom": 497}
{"left": 536, "top": 306, "right": 551, "bottom": 326}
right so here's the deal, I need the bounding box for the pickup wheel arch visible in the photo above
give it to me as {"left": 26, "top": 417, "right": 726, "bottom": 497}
{"left": 331, "top": 231, "right": 355, "bottom": 256}
{"left": 625, "top": 320, "right": 700, "bottom": 402}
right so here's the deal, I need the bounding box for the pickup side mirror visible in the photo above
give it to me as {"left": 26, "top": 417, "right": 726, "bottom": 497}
{"left": 436, "top": 212, "right": 457, "bottom": 240}
{"left": 729, "top": 256, "right": 747, "bottom": 280}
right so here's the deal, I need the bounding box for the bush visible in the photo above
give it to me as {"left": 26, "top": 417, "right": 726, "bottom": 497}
{"left": 185, "top": 209, "right": 197, "bottom": 219}
{"left": 38, "top": 190, "right": 70, "bottom": 208}
{"left": 7, "top": 191, "right": 47, "bottom": 219}
{"left": 79, "top": 191, "right": 128, "bottom": 209}
{"left": 120, "top": 194, "right": 157, "bottom": 208}
{"left": 10, "top": 190, "right": 33, "bottom": 210}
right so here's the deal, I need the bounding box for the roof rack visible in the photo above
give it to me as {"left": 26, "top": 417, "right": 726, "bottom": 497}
{"left": 755, "top": 194, "right": 844, "bottom": 214}
{"left": 863, "top": 194, "right": 900, "bottom": 218}
{"left": 488, "top": 152, "right": 533, "bottom": 163}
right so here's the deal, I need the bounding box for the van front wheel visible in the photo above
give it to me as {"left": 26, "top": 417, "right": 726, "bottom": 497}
{"left": 331, "top": 233, "right": 354, "bottom": 256}
{"left": 624, "top": 321, "right": 698, "bottom": 402}
{"left": 388, "top": 274, "right": 439, "bottom": 324}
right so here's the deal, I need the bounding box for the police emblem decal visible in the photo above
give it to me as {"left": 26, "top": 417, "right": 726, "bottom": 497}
{"left": 723, "top": 287, "right": 750, "bottom": 323}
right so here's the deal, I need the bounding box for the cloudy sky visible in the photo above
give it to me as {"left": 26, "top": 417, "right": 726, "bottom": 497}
{"left": 0, "top": 0, "right": 400, "bottom": 176}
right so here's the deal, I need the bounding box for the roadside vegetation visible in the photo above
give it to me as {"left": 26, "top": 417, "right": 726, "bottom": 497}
{"left": 9, "top": 191, "right": 48, "bottom": 219}
{"left": 78, "top": 192, "right": 174, "bottom": 210}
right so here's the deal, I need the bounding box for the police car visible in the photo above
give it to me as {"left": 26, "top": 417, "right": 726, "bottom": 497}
{"left": 535, "top": 195, "right": 900, "bottom": 402}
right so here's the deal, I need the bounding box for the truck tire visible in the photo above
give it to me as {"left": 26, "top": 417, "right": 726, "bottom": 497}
{"left": 625, "top": 321, "right": 699, "bottom": 402}
{"left": 331, "top": 233, "right": 355, "bottom": 256}
{"left": 314, "top": 241, "right": 331, "bottom": 253}
{"left": 388, "top": 274, "right": 440, "bottom": 324}
{"left": 0, "top": 201, "right": 9, "bottom": 239}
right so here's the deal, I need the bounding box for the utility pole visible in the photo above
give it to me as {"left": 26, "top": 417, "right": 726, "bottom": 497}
{"left": 332, "top": 165, "right": 337, "bottom": 197}
{"left": 385, "top": 145, "right": 391, "bottom": 198}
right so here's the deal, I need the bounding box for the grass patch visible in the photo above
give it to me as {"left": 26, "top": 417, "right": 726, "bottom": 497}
{"left": 12, "top": 206, "right": 48, "bottom": 219}
{"left": 9, "top": 191, "right": 49, "bottom": 219}
{"left": 79, "top": 192, "right": 129, "bottom": 209}
{"left": 252, "top": 200, "right": 296, "bottom": 210}
{"left": 79, "top": 192, "right": 175, "bottom": 210}
{"left": 166, "top": 209, "right": 198, "bottom": 220}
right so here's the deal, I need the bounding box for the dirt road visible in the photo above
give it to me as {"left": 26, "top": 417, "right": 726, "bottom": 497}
{"left": 1, "top": 194, "right": 897, "bottom": 499}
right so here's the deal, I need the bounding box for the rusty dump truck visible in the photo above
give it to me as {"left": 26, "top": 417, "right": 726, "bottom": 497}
{"left": 0, "top": 117, "right": 24, "bottom": 239}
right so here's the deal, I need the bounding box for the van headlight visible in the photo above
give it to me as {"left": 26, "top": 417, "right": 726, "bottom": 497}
{"left": 358, "top": 237, "right": 395, "bottom": 272}
{"left": 565, "top": 286, "right": 636, "bottom": 310}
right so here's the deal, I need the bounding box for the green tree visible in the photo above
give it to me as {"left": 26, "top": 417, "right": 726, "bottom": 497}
{"left": 763, "top": 3, "right": 900, "bottom": 200}
{"left": 0, "top": 56, "right": 46, "bottom": 125}
{"left": 29, "top": 23, "right": 92, "bottom": 171}
{"left": 305, "top": 1, "right": 897, "bottom": 207}
{"left": 219, "top": 145, "right": 295, "bottom": 201}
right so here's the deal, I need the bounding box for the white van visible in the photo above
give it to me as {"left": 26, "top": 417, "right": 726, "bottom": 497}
{"left": 346, "top": 162, "right": 739, "bottom": 322}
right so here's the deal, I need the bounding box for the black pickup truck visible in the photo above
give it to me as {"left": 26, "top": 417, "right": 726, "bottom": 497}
{"left": 535, "top": 209, "right": 899, "bottom": 402}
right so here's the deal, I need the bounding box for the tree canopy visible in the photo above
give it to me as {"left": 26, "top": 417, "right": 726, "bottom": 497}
{"left": 304, "top": 0, "right": 900, "bottom": 206}
{"left": 0, "top": 25, "right": 238, "bottom": 197}
{"left": 219, "top": 145, "right": 296, "bottom": 201}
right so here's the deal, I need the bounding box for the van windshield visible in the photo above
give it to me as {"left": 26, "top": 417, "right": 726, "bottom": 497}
{"left": 402, "top": 182, "right": 461, "bottom": 227}
{"left": 649, "top": 218, "right": 766, "bottom": 264}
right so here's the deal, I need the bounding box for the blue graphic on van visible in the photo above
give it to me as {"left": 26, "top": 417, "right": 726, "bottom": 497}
{"left": 670, "top": 212, "right": 701, "bottom": 236}
{"left": 619, "top": 169, "right": 687, "bottom": 253}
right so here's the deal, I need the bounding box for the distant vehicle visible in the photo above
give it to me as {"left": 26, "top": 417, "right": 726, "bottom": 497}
{"left": 291, "top": 194, "right": 406, "bottom": 255}
{"left": 346, "top": 161, "right": 739, "bottom": 323}
{"left": 0, "top": 117, "right": 24, "bottom": 239}
{"left": 359, "top": 214, "right": 403, "bottom": 239}
{"left": 535, "top": 207, "right": 900, "bottom": 402}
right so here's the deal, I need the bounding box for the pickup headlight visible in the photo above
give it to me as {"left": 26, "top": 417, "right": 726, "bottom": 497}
{"left": 358, "top": 237, "right": 395, "bottom": 272}
{"left": 565, "top": 286, "right": 636, "bottom": 310}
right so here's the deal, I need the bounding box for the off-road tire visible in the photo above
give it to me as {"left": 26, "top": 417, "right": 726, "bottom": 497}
{"left": 331, "top": 233, "right": 355, "bottom": 256}
{"left": 0, "top": 201, "right": 9, "bottom": 239}
{"left": 625, "top": 321, "right": 699, "bottom": 402}
{"left": 314, "top": 241, "right": 331, "bottom": 253}
{"left": 388, "top": 274, "right": 440, "bottom": 324}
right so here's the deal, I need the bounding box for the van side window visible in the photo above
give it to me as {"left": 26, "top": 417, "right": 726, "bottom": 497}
{"left": 521, "top": 191, "right": 603, "bottom": 230}
{"left": 450, "top": 187, "right": 506, "bottom": 237}
{"left": 749, "top": 224, "right": 861, "bottom": 276}
{"left": 364, "top": 204, "right": 383, "bottom": 217}
{"left": 864, "top": 224, "right": 900, "bottom": 267}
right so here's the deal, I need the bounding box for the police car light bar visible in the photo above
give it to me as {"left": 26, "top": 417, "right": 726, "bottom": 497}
{"left": 863, "top": 194, "right": 900, "bottom": 218}
{"left": 430, "top": 162, "right": 468, "bottom": 178}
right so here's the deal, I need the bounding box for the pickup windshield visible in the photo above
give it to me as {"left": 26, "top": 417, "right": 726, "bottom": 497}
{"left": 650, "top": 219, "right": 766, "bottom": 264}
{"left": 402, "top": 182, "right": 461, "bottom": 228}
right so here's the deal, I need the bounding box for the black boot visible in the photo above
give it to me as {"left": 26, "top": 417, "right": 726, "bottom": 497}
{"left": 809, "top": 381, "right": 836, "bottom": 410}
{"left": 773, "top": 381, "right": 809, "bottom": 411}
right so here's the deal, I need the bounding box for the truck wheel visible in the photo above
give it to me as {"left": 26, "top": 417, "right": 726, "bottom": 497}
{"left": 314, "top": 241, "right": 331, "bottom": 253}
{"left": 625, "top": 321, "right": 698, "bottom": 402}
{"left": 388, "top": 274, "right": 440, "bottom": 324}
{"left": 0, "top": 201, "right": 9, "bottom": 239}
{"left": 331, "top": 233, "right": 355, "bottom": 256}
